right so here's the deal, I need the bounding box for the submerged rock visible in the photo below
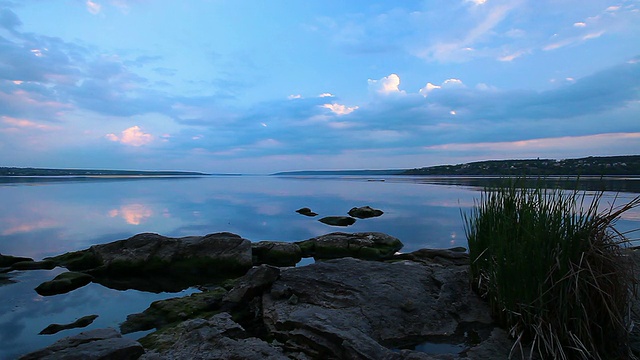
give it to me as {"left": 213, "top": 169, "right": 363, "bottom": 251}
{"left": 318, "top": 216, "right": 356, "bottom": 227}
{"left": 39, "top": 315, "right": 99, "bottom": 335}
{"left": 11, "top": 260, "right": 56, "bottom": 271}
{"left": 348, "top": 206, "right": 384, "bottom": 219}
{"left": 35, "top": 271, "right": 93, "bottom": 296}
{"left": 296, "top": 232, "right": 403, "bottom": 260}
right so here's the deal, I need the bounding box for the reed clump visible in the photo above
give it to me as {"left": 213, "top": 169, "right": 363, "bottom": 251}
{"left": 463, "top": 179, "right": 640, "bottom": 359}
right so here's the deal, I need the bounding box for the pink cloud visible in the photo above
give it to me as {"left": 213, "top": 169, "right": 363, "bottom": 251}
{"left": 105, "top": 125, "right": 153, "bottom": 146}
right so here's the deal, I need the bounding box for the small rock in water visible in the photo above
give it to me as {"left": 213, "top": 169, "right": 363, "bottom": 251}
{"left": 348, "top": 206, "right": 384, "bottom": 219}
{"left": 295, "top": 207, "right": 318, "bottom": 217}
{"left": 318, "top": 216, "right": 356, "bottom": 227}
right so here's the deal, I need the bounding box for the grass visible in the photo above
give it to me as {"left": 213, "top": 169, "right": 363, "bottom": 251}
{"left": 463, "top": 178, "right": 640, "bottom": 359}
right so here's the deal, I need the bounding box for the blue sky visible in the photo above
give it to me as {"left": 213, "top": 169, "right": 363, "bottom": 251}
{"left": 0, "top": 0, "right": 638, "bottom": 173}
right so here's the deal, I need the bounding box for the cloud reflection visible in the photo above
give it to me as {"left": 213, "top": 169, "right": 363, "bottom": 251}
{"left": 108, "top": 204, "right": 153, "bottom": 225}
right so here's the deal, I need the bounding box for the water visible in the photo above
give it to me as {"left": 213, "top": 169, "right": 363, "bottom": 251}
{"left": 0, "top": 175, "right": 638, "bottom": 358}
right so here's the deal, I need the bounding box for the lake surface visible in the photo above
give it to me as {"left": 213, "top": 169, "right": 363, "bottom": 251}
{"left": 1, "top": 175, "right": 639, "bottom": 358}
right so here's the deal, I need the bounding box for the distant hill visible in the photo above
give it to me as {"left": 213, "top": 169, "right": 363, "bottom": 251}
{"left": 0, "top": 167, "right": 210, "bottom": 177}
{"left": 402, "top": 155, "right": 640, "bottom": 176}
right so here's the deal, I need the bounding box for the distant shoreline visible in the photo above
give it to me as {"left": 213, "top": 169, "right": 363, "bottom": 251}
{"left": 0, "top": 167, "right": 213, "bottom": 177}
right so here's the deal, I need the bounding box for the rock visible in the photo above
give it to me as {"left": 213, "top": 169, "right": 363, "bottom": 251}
{"left": 139, "top": 313, "right": 290, "bottom": 359}
{"left": 252, "top": 241, "right": 302, "bottom": 267}
{"left": 39, "top": 315, "right": 99, "bottom": 335}
{"left": 48, "top": 232, "right": 253, "bottom": 292}
{"left": 11, "top": 260, "right": 56, "bottom": 271}
{"left": 393, "top": 248, "right": 469, "bottom": 266}
{"left": 348, "top": 206, "right": 384, "bottom": 219}
{"left": 222, "top": 265, "right": 280, "bottom": 305}
{"left": 295, "top": 208, "right": 318, "bottom": 217}
{"left": 296, "top": 232, "right": 403, "bottom": 260}
{"left": 35, "top": 271, "right": 93, "bottom": 296}
{"left": 20, "top": 328, "right": 144, "bottom": 360}
{"left": 121, "top": 288, "right": 227, "bottom": 334}
{"left": 318, "top": 216, "right": 356, "bottom": 227}
{"left": 262, "top": 257, "right": 494, "bottom": 359}
{"left": 0, "top": 253, "right": 33, "bottom": 267}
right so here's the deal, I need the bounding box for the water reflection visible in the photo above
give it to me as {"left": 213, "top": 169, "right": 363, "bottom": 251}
{"left": 0, "top": 175, "right": 637, "bottom": 357}
{"left": 109, "top": 204, "right": 153, "bottom": 225}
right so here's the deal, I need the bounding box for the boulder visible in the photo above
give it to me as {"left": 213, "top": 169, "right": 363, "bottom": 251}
{"left": 252, "top": 241, "right": 302, "bottom": 267}
{"left": 318, "top": 216, "right": 356, "bottom": 227}
{"left": 19, "top": 328, "right": 144, "bottom": 360}
{"left": 35, "top": 271, "right": 93, "bottom": 296}
{"left": 296, "top": 232, "right": 403, "bottom": 260}
{"left": 295, "top": 207, "right": 318, "bottom": 217}
{"left": 262, "top": 257, "right": 494, "bottom": 359}
{"left": 39, "top": 315, "right": 99, "bottom": 335}
{"left": 222, "top": 265, "right": 280, "bottom": 305}
{"left": 348, "top": 206, "right": 384, "bottom": 219}
{"left": 48, "top": 232, "right": 254, "bottom": 292}
{"left": 393, "top": 247, "right": 469, "bottom": 266}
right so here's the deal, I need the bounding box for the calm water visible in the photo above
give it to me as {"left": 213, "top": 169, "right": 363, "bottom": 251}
{"left": 1, "top": 175, "right": 639, "bottom": 359}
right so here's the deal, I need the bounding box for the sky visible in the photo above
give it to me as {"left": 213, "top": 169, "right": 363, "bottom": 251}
{"left": 0, "top": 0, "right": 638, "bottom": 174}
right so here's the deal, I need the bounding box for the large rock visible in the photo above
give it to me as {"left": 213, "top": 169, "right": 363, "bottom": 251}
{"left": 48, "top": 232, "right": 253, "bottom": 292}
{"left": 19, "top": 328, "right": 143, "bottom": 360}
{"left": 262, "top": 257, "right": 494, "bottom": 359}
{"left": 252, "top": 241, "right": 302, "bottom": 267}
{"left": 296, "top": 232, "right": 403, "bottom": 260}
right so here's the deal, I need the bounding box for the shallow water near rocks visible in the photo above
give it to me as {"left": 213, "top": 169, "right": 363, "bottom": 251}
{"left": 1, "top": 175, "right": 638, "bottom": 358}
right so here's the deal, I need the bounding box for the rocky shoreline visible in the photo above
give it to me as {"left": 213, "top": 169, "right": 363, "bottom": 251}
{"left": 3, "top": 231, "right": 638, "bottom": 359}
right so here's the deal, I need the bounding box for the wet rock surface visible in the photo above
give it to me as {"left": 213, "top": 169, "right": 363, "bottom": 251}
{"left": 252, "top": 241, "right": 302, "bottom": 267}
{"left": 35, "top": 271, "right": 93, "bottom": 296}
{"left": 295, "top": 207, "right": 318, "bottom": 217}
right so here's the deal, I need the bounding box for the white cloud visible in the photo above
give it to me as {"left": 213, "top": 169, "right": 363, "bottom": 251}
{"left": 86, "top": 1, "right": 102, "bottom": 15}
{"left": 368, "top": 74, "right": 404, "bottom": 95}
{"left": 498, "top": 50, "right": 527, "bottom": 62}
{"left": 105, "top": 126, "right": 153, "bottom": 146}
{"left": 573, "top": 22, "right": 587, "bottom": 27}
{"left": 466, "top": 0, "right": 487, "bottom": 5}
{"left": 419, "top": 82, "right": 441, "bottom": 97}
{"left": 318, "top": 93, "right": 334, "bottom": 98}
{"left": 322, "top": 103, "right": 359, "bottom": 115}
{"left": 288, "top": 94, "right": 302, "bottom": 100}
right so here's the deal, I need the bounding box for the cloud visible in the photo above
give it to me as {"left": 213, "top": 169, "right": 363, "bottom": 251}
{"left": 322, "top": 103, "right": 359, "bottom": 115}
{"left": 105, "top": 126, "right": 153, "bottom": 146}
{"left": 368, "top": 74, "right": 404, "bottom": 95}
{"left": 288, "top": 94, "right": 302, "bottom": 99}
{"left": 318, "top": 93, "right": 334, "bottom": 98}
{"left": 86, "top": 1, "right": 102, "bottom": 15}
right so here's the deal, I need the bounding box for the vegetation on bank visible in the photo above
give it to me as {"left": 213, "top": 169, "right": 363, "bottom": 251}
{"left": 404, "top": 155, "right": 640, "bottom": 176}
{"left": 463, "top": 179, "right": 640, "bottom": 359}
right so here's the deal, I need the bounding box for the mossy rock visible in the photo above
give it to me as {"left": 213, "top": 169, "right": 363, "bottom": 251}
{"left": 48, "top": 250, "right": 102, "bottom": 271}
{"left": 0, "top": 254, "right": 33, "bottom": 267}
{"left": 35, "top": 271, "right": 93, "bottom": 296}
{"left": 121, "top": 288, "right": 227, "bottom": 334}
{"left": 11, "top": 259, "right": 56, "bottom": 271}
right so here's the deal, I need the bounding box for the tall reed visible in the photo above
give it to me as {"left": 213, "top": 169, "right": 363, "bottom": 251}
{"left": 463, "top": 179, "right": 640, "bottom": 359}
